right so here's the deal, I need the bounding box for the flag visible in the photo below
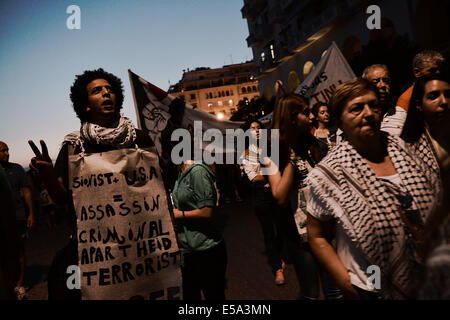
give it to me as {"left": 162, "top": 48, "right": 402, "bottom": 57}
{"left": 294, "top": 41, "right": 356, "bottom": 105}
{"left": 128, "top": 70, "right": 244, "bottom": 156}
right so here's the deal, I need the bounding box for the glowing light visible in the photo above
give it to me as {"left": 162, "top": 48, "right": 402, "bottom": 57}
{"left": 217, "top": 112, "right": 224, "bottom": 120}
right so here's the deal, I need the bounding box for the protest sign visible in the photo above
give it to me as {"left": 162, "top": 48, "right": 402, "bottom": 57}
{"left": 128, "top": 70, "right": 244, "bottom": 156}
{"left": 294, "top": 41, "right": 356, "bottom": 106}
{"left": 69, "top": 147, "right": 182, "bottom": 300}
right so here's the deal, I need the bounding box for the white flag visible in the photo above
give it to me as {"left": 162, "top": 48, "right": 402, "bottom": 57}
{"left": 295, "top": 41, "right": 356, "bottom": 106}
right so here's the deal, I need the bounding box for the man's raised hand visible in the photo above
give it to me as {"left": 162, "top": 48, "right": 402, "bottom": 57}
{"left": 28, "top": 140, "right": 53, "bottom": 173}
{"left": 28, "top": 140, "right": 67, "bottom": 204}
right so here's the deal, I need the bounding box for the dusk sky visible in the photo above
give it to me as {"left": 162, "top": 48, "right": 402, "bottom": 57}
{"left": 0, "top": 0, "right": 252, "bottom": 167}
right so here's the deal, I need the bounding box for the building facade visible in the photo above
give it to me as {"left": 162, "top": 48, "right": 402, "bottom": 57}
{"left": 168, "top": 62, "right": 260, "bottom": 120}
{"left": 241, "top": 0, "right": 450, "bottom": 99}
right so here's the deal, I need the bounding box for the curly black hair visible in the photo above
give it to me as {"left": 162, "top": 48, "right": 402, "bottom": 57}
{"left": 70, "top": 68, "right": 124, "bottom": 122}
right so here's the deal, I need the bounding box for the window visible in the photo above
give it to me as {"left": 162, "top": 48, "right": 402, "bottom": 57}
{"left": 247, "top": 86, "right": 251, "bottom": 93}
{"left": 222, "top": 91, "right": 225, "bottom": 97}
{"left": 228, "top": 99, "right": 233, "bottom": 106}
{"left": 190, "top": 93, "right": 196, "bottom": 100}
{"left": 205, "top": 93, "right": 209, "bottom": 99}
{"left": 218, "top": 91, "right": 222, "bottom": 98}
{"left": 230, "top": 89, "right": 234, "bottom": 96}
{"left": 252, "top": 86, "right": 257, "bottom": 92}
{"left": 208, "top": 102, "right": 213, "bottom": 108}
{"left": 242, "top": 87, "right": 247, "bottom": 94}
{"left": 226, "top": 90, "right": 230, "bottom": 96}
{"left": 270, "top": 44, "right": 275, "bottom": 60}
{"left": 209, "top": 92, "right": 213, "bottom": 99}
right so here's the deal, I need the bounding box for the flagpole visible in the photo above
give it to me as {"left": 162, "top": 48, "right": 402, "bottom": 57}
{"left": 128, "top": 69, "right": 142, "bottom": 130}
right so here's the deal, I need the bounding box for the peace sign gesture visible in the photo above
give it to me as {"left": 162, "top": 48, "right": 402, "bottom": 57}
{"left": 28, "top": 140, "right": 54, "bottom": 174}
{"left": 28, "top": 140, "right": 67, "bottom": 204}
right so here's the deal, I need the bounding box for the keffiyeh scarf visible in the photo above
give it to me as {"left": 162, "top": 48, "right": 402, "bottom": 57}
{"left": 306, "top": 133, "right": 441, "bottom": 299}
{"left": 408, "top": 129, "right": 443, "bottom": 179}
{"left": 62, "top": 115, "right": 137, "bottom": 152}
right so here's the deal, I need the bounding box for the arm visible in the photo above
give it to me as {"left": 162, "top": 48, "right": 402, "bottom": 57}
{"left": 265, "top": 150, "right": 296, "bottom": 206}
{"left": 242, "top": 157, "right": 266, "bottom": 183}
{"left": 42, "top": 175, "right": 67, "bottom": 205}
{"left": 21, "top": 186, "right": 35, "bottom": 229}
{"left": 173, "top": 207, "right": 213, "bottom": 219}
{"left": 267, "top": 161, "right": 295, "bottom": 206}
{"left": 307, "top": 214, "right": 360, "bottom": 299}
{"left": 251, "top": 174, "right": 266, "bottom": 183}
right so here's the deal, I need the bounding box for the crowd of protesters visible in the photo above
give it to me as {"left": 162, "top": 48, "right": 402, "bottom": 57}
{"left": 1, "top": 49, "right": 448, "bottom": 300}
{"left": 242, "top": 49, "right": 449, "bottom": 300}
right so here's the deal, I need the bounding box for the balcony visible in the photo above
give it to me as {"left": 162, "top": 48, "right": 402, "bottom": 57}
{"left": 277, "top": 46, "right": 295, "bottom": 63}
{"left": 268, "top": 5, "right": 284, "bottom": 24}
{"left": 254, "top": 23, "right": 272, "bottom": 41}
{"left": 246, "top": 34, "right": 261, "bottom": 48}
{"left": 241, "top": 0, "right": 267, "bottom": 19}
{"left": 252, "top": 0, "right": 268, "bottom": 11}
{"left": 241, "top": 3, "right": 254, "bottom": 19}
{"left": 258, "top": 58, "right": 279, "bottom": 74}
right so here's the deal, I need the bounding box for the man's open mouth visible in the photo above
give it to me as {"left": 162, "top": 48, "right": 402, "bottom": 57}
{"left": 102, "top": 100, "right": 114, "bottom": 110}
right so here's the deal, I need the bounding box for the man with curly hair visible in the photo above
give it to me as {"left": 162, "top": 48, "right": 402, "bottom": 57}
{"left": 69, "top": 68, "right": 125, "bottom": 124}
{"left": 28, "top": 68, "right": 154, "bottom": 299}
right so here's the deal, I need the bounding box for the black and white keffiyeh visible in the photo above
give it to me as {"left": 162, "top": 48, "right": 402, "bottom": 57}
{"left": 62, "top": 115, "right": 137, "bottom": 152}
{"left": 408, "top": 129, "right": 442, "bottom": 179}
{"left": 306, "top": 133, "right": 442, "bottom": 299}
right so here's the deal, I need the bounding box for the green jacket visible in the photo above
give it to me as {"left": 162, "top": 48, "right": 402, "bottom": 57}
{"left": 172, "top": 163, "right": 222, "bottom": 254}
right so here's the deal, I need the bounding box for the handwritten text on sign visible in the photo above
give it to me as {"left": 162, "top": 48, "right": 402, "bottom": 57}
{"left": 69, "top": 148, "right": 181, "bottom": 300}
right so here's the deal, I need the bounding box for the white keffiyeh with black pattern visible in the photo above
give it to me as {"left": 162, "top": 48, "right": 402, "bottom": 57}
{"left": 62, "top": 115, "right": 137, "bottom": 152}
{"left": 306, "top": 132, "right": 441, "bottom": 299}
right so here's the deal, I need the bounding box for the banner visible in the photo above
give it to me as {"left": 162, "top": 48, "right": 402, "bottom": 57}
{"left": 294, "top": 41, "right": 355, "bottom": 105}
{"left": 128, "top": 70, "right": 244, "bottom": 156}
{"left": 69, "top": 147, "right": 182, "bottom": 300}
